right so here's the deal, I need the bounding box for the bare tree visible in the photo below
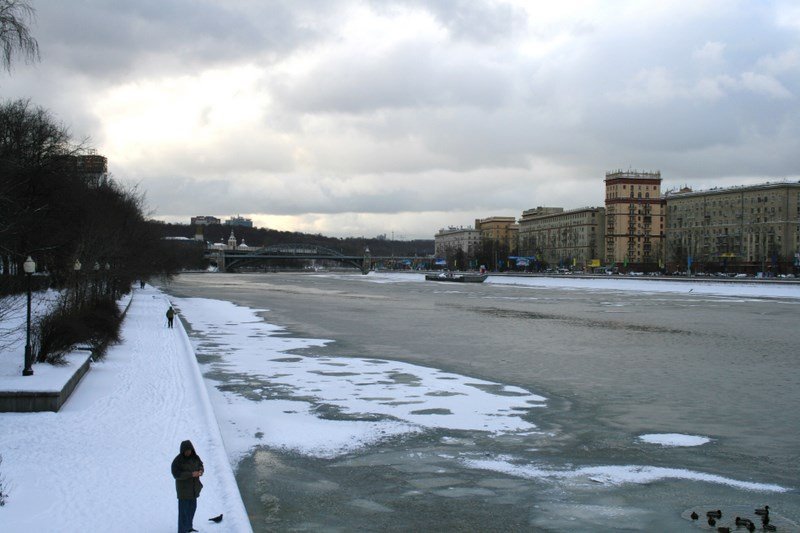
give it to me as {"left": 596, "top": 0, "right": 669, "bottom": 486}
{"left": 0, "top": 0, "right": 39, "bottom": 73}
{"left": 0, "top": 99, "right": 73, "bottom": 278}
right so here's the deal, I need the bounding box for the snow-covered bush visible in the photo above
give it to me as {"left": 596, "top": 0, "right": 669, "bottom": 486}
{"left": 35, "top": 295, "right": 121, "bottom": 363}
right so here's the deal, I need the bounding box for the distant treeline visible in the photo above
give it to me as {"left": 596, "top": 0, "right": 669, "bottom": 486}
{"left": 152, "top": 222, "right": 435, "bottom": 258}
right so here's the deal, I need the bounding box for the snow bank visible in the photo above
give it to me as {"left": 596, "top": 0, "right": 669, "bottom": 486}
{"left": 354, "top": 271, "right": 800, "bottom": 300}
{"left": 485, "top": 275, "right": 800, "bottom": 299}
{"left": 0, "top": 286, "right": 252, "bottom": 532}
{"left": 0, "top": 351, "right": 90, "bottom": 392}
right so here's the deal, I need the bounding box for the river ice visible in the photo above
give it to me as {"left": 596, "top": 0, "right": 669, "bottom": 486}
{"left": 173, "top": 291, "right": 791, "bottom": 493}
{"left": 175, "top": 297, "right": 547, "bottom": 461}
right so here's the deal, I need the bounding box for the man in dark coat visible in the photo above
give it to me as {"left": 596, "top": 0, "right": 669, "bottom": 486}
{"left": 166, "top": 306, "right": 175, "bottom": 328}
{"left": 171, "top": 440, "right": 204, "bottom": 533}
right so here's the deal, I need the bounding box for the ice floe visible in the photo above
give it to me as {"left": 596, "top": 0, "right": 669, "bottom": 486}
{"left": 463, "top": 457, "right": 789, "bottom": 492}
{"left": 639, "top": 433, "right": 711, "bottom": 446}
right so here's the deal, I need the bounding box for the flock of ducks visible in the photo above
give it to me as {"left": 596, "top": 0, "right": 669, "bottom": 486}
{"left": 689, "top": 506, "right": 775, "bottom": 532}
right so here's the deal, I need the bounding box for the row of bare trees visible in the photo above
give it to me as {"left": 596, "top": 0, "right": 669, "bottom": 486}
{"left": 0, "top": 2, "right": 205, "bottom": 365}
{"left": 0, "top": 98, "right": 191, "bottom": 361}
{"left": 0, "top": 99, "right": 179, "bottom": 289}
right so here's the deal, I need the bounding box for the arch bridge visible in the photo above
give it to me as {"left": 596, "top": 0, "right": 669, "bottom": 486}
{"left": 206, "top": 243, "right": 373, "bottom": 273}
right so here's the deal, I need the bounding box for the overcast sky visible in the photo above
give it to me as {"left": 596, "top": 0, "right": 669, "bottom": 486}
{"left": 3, "top": 1, "right": 799, "bottom": 238}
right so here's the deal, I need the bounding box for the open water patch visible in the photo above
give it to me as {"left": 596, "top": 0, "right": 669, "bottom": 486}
{"left": 474, "top": 306, "right": 692, "bottom": 334}
{"left": 410, "top": 408, "right": 453, "bottom": 415}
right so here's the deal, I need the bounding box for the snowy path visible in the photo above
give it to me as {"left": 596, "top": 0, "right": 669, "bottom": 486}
{"left": 0, "top": 286, "right": 251, "bottom": 533}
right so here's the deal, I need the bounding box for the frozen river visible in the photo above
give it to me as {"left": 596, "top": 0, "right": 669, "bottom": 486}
{"left": 162, "top": 272, "right": 800, "bottom": 531}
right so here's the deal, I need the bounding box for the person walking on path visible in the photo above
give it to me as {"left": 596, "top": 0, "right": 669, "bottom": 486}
{"left": 166, "top": 306, "right": 175, "bottom": 328}
{"left": 171, "top": 440, "right": 204, "bottom": 533}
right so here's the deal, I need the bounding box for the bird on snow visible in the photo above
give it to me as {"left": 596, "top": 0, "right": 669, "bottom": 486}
{"left": 735, "top": 517, "right": 755, "bottom": 531}
{"left": 716, "top": 527, "right": 730, "bottom": 533}
{"left": 690, "top": 511, "right": 699, "bottom": 520}
{"left": 708, "top": 516, "right": 716, "bottom": 526}
{"left": 209, "top": 513, "right": 223, "bottom": 523}
{"left": 707, "top": 510, "right": 722, "bottom": 518}
{"left": 755, "top": 505, "right": 770, "bottom": 516}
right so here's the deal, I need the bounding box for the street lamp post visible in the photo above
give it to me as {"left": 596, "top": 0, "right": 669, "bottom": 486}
{"left": 22, "top": 256, "right": 36, "bottom": 376}
{"left": 104, "top": 262, "right": 111, "bottom": 299}
{"left": 73, "top": 259, "right": 82, "bottom": 308}
{"left": 93, "top": 261, "right": 100, "bottom": 301}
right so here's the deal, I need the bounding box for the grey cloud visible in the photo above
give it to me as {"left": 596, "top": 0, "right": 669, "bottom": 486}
{"left": 270, "top": 40, "right": 513, "bottom": 114}
{"left": 267, "top": 3, "right": 799, "bottom": 180}
{"left": 142, "top": 132, "right": 297, "bottom": 176}
{"left": 7, "top": 0, "right": 800, "bottom": 238}
{"left": 391, "top": 0, "right": 527, "bottom": 43}
{"left": 139, "top": 171, "right": 534, "bottom": 219}
{"left": 0, "top": 70, "right": 102, "bottom": 146}
{"left": 523, "top": 5, "right": 800, "bottom": 177}
{"left": 34, "top": 0, "right": 320, "bottom": 81}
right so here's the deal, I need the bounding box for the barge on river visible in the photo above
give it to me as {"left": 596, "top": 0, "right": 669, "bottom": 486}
{"left": 425, "top": 272, "right": 488, "bottom": 283}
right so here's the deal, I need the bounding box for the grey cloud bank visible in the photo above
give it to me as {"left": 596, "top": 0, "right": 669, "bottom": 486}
{"left": 3, "top": 0, "right": 799, "bottom": 238}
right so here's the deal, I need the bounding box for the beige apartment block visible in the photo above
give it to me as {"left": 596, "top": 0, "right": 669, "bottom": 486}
{"left": 474, "top": 216, "right": 519, "bottom": 254}
{"left": 665, "top": 182, "right": 800, "bottom": 273}
{"left": 434, "top": 226, "right": 481, "bottom": 266}
{"left": 518, "top": 206, "right": 605, "bottom": 269}
{"left": 604, "top": 170, "right": 665, "bottom": 269}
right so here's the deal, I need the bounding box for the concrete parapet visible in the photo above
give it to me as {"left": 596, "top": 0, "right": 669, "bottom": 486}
{"left": 0, "top": 353, "right": 91, "bottom": 412}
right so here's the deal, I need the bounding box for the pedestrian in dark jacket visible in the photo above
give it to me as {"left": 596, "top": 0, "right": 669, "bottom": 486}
{"left": 166, "top": 306, "right": 175, "bottom": 328}
{"left": 171, "top": 440, "right": 204, "bottom": 533}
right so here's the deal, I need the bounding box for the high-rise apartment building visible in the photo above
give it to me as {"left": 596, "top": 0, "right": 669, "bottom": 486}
{"left": 434, "top": 226, "right": 481, "bottom": 267}
{"left": 518, "top": 206, "right": 605, "bottom": 269}
{"left": 474, "top": 216, "right": 518, "bottom": 255}
{"left": 190, "top": 216, "right": 221, "bottom": 226}
{"left": 225, "top": 215, "right": 254, "bottom": 228}
{"left": 664, "top": 182, "right": 800, "bottom": 273}
{"left": 53, "top": 152, "right": 108, "bottom": 187}
{"left": 604, "top": 170, "right": 665, "bottom": 269}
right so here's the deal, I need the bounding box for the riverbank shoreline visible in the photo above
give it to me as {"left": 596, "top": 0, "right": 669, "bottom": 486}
{"left": 0, "top": 285, "right": 252, "bottom": 532}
